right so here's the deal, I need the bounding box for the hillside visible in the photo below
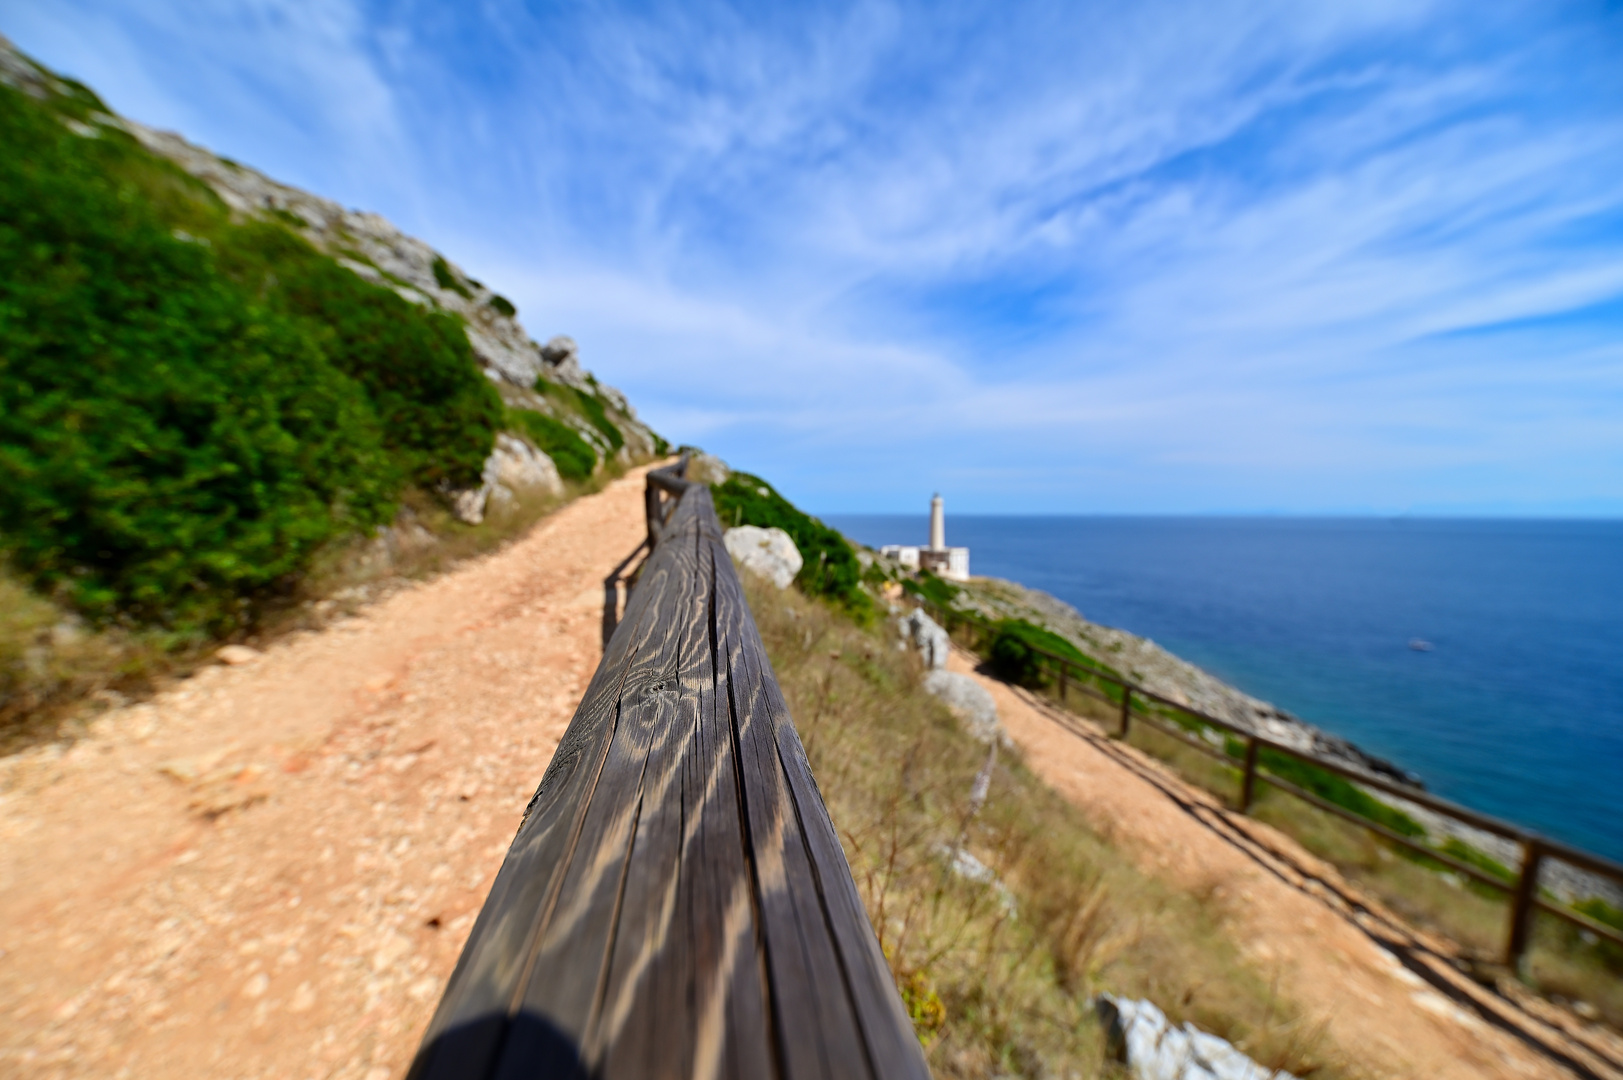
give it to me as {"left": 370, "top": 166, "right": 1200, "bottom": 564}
{"left": 0, "top": 36, "right": 663, "bottom": 737}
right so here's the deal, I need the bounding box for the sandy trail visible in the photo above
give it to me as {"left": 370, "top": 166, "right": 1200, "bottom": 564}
{"left": 3, "top": 464, "right": 1617, "bottom": 1080}
{"left": 0, "top": 466, "right": 653, "bottom": 1080}
{"left": 946, "top": 646, "right": 1623, "bottom": 1080}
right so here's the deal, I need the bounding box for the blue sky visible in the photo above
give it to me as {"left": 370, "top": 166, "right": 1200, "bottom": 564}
{"left": 7, "top": 0, "right": 1623, "bottom": 514}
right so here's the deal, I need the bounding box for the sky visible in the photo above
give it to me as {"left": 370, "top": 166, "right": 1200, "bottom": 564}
{"left": 6, "top": 0, "right": 1623, "bottom": 515}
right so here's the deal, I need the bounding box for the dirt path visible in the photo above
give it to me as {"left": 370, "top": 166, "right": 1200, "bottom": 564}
{"left": 5, "top": 469, "right": 1618, "bottom": 1080}
{"left": 0, "top": 466, "right": 654, "bottom": 1080}
{"left": 945, "top": 647, "right": 1623, "bottom": 1080}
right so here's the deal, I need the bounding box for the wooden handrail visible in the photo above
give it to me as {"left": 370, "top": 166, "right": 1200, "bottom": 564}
{"left": 409, "top": 462, "right": 929, "bottom": 1079}
{"left": 915, "top": 597, "right": 1623, "bottom": 970}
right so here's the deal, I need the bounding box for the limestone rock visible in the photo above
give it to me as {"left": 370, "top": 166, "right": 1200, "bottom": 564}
{"left": 216, "top": 645, "right": 261, "bottom": 667}
{"left": 1095, "top": 995, "right": 1295, "bottom": 1080}
{"left": 686, "top": 452, "right": 730, "bottom": 486}
{"left": 923, "top": 670, "right": 1000, "bottom": 743}
{"left": 448, "top": 434, "right": 565, "bottom": 524}
{"left": 488, "top": 433, "right": 563, "bottom": 497}
{"left": 902, "top": 609, "right": 950, "bottom": 670}
{"left": 539, "top": 336, "right": 585, "bottom": 384}
{"left": 724, "top": 526, "right": 803, "bottom": 590}
{"left": 0, "top": 33, "right": 662, "bottom": 456}
{"left": 450, "top": 486, "right": 490, "bottom": 526}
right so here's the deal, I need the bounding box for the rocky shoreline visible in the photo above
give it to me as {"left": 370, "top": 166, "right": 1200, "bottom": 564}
{"left": 949, "top": 576, "right": 1420, "bottom": 785}
{"left": 948, "top": 575, "right": 1623, "bottom": 907}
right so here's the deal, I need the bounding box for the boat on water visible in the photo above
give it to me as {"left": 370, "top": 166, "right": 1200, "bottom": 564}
{"left": 1409, "top": 638, "right": 1434, "bottom": 652}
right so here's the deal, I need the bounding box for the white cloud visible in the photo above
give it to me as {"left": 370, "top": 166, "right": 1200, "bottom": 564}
{"left": 4, "top": 0, "right": 1619, "bottom": 513}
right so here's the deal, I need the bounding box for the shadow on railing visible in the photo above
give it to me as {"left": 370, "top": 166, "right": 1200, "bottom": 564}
{"left": 915, "top": 598, "right": 1623, "bottom": 975}
{"left": 409, "top": 456, "right": 929, "bottom": 1080}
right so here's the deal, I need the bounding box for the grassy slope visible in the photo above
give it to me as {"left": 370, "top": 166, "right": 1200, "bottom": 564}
{"left": 0, "top": 48, "right": 653, "bottom": 744}
{"left": 745, "top": 573, "right": 1350, "bottom": 1078}
{"left": 863, "top": 547, "right": 1623, "bottom": 1031}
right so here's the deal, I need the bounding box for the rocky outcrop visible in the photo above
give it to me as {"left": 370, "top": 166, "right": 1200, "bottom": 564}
{"left": 1095, "top": 995, "right": 1295, "bottom": 1080}
{"left": 724, "top": 526, "right": 803, "bottom": 589}
{"left": 685, "top": 452, "right": 731, "bottom": 486}
{"left": 450, "top": 434, "right": 564, "bottom": 525}
{"left": 0, "top": 35, "right": 659, "bottom": 464}
{"left": 923, "top": 670, "right": 1000, "bottom": 744}
{"left": 902, "top": 609, "right": 950, "bottom": 670}
{"left": 952, "top": 576, "right": 1419, "bottom": 787}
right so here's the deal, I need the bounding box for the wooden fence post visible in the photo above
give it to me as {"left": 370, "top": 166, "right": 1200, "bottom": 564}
{"left": 1118, "top": 687, "right": 1132, "bottom": 738}
{"left": 644, "top": 484, "right": 663, "bottom": 548}
{"left": 1058, "top": 662, "right": 1068, "bottom": 704}
{"left": 1239, "top": 737, "right": 1260, "bottom": 812}
{"left": 1506, "top": 838, "right": 1545, "bottom": 976}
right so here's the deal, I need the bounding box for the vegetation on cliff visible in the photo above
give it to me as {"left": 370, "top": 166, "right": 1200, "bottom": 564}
{"left": 0, "top": 77, "right": 502, "bottom": 634}
{"left": 0, "top": 43, "right": 654, "bottom": 738}
{"left": 710, "top": 470, "right": 873, "bottom": 618}
{"left": 743, "top": 571, "right": 1344, "bottom": 1077}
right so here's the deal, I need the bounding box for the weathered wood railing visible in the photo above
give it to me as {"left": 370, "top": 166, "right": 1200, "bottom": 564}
{"left": 409, "top": 457, "right": 929, "bottom": 1080}
{"left": 918, "top": 598, "right": 1623, "bottom": 975}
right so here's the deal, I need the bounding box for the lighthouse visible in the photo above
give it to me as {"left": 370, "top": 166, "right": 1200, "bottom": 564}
{"left": 880, "top": 495, "right": 971, "bottom": 582}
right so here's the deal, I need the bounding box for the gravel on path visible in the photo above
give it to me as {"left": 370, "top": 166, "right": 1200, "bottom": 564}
{"left": 946, "top": 647, "right": 1623, "bottom": 1080}
{"left": 0, "top": 466, "right": 654, "bottom": 1080}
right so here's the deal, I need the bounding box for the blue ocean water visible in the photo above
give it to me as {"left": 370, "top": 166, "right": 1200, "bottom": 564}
{"left": 824, "top": 515, "right": 1623, "bottom": 864}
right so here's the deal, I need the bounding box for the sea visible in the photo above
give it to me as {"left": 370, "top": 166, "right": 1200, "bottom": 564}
{"left": 823, "top": 515, "right": 1623, "bottom": 865}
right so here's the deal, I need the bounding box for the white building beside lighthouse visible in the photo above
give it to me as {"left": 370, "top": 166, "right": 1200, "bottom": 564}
{"left": 881, "top": 493, "right": 971, "bottom": 582}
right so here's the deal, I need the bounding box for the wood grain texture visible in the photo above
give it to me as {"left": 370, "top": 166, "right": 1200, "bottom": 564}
{"left": 409, "top": 473, "right": 929, "bottom": 1080}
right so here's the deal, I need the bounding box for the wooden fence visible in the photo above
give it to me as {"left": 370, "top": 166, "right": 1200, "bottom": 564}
{"left": 918, "top": 599, "right": 1623, "bottom": 974}
{"left": 409, "top": 458, "right": 929, "bottom": 1080}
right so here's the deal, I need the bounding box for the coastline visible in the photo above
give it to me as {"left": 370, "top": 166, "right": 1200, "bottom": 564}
{"left": 948, "top": 572, "right": 1623, "bottom": 908}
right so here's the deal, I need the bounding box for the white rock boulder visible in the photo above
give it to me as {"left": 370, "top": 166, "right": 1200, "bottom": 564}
{"left": 724, "top": 526, "right": 803, "bottom": 590}
{"left": 450, "top": 433, "right": 565, "bottom": 524}
{"left": 902, "top": 608, "right": 950, "bottom": 670}
{"left": 1095, "top": 995, "right": 1296, "bottom": 1080}
{"left": 686, "top": 452, "right": 730, "bottom": 485}
{"left": 923, "top": 670, "right": 1000, "bottom": 743}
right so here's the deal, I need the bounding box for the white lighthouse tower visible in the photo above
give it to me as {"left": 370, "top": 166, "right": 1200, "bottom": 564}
{"left": 880, "top": 494, "right": 970, "bottom": 581}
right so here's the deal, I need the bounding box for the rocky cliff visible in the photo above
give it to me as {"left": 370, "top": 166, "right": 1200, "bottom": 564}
{"left": 0, "top": 33, "right": 660, "bottom": 504}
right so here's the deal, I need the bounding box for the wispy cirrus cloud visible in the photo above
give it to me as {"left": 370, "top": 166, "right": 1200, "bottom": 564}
{"left": 5, "top": 0, "right": 1621, "bottom": 513}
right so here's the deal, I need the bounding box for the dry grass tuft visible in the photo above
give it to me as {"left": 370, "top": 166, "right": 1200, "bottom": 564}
{"left": 0, "top": 462, "right": 632, "bottom": 755}
{"left": 746, "top": 574, "right": 1356, "bottom": 1079}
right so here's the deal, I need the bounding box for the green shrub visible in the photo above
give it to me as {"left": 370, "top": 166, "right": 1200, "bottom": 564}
{"left": 1575, "top": 898, "right": 1623, "bottom": 970}
{"left": 902, "top": 571, "right": 961, "bottom": 611}
{"left": 431, "top": 255, "right": 470, "bottom": 299}
{"left": 0, "top": 71, "right": 506, "bottom": 634}
{"left": 535, "top": 375, "right": 623, "bottom": 452}
{"left": 986, "top": 618, "right": 1087, "bottom": 688}
{"left": 573, "top": 388, "right": 624, "bottom": 451}
{"left": 711, "top": 471, "right": 871, "bottom": 618}
{"left": 220, "top": 223, "right": 503, "bottom": 490}
{"left": 265, "top": 206, "right": 307, "bottom": 229}
{"left": 507, "top": 409, "right": 596, "bottom": 482}
{"left": 1252, "top": 747, "right": 1426, "bottom": 838}
{"left": 0, "top": 84, "right": 398, "bottom": 632}
{"left": 488, "top": 294, "right": 516, "bottom": 318}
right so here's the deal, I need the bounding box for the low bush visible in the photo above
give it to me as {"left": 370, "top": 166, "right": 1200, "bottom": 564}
{"left": 431, "top": 255, "right": 470, "bottom": 298}
{"left": 1252, "top": 747, "right": 1425, "bottom": 837}
{"left": 506, "top": 409, "right": 596, "bottom": 482}
{"left": 0, "top": 85, "right": 400, "bottom": 632}
{"left": 1574, "top": 898, "right": 1623, "bottom": 970}
{"left": 711, "top": 471, "right": 872, "bottom": 619}
{"left": 986, "top": 619, "right": 1087, "bottom": 688}
{"left": 221, "top": 223, "right": 504, "bottom": 490}
{"left": 488, "top": 294, "right": 516, "bottom": 318}
{"left": 903, "top": 571, "right": 962, "bottom": 611}
{"left": 0, "top": 73, "right": 503, "bottom": 633}
{"left": 535, "top": 375, "right": 624, "bottom": 452}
